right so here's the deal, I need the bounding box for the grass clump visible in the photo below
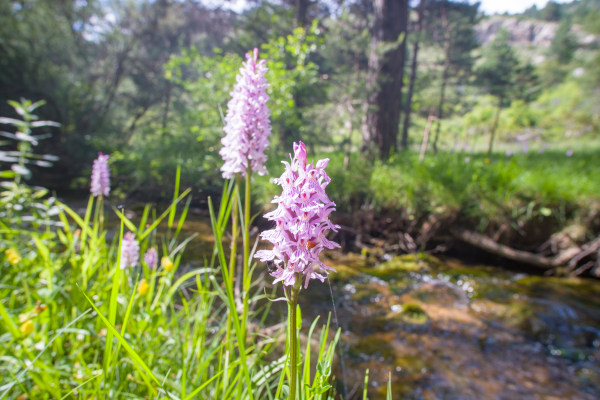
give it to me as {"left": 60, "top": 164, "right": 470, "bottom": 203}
{"left": 0, "top": 174, "right": 340, "bottom": 399}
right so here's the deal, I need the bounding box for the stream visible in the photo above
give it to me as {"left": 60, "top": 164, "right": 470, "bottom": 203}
{"left": 302, "top": 252, "right": 600, "bottom": 399}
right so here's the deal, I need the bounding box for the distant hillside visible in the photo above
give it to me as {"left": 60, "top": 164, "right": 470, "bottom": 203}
{"left": 476, "top": 16, "right": 598, "bottom": 48}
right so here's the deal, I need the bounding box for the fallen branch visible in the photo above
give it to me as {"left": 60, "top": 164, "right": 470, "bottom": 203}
{"left": 567, "top": 236, "right": 600, "bottom": 269}
{"left": 452, "top": 228, "right": 598, "bottom": 272}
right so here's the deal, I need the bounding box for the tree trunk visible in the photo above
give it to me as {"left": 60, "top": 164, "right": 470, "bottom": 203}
{"left": 401, "top": 0, "right": 424, "bottom": 150}
{"left": 432, "top": 5, "right": 450, "bottom": 154}
{"left": 487, "top": 95, "right": 503, "bottom": 155}
{"left": 419, "top": 114, "right": 437, "bottom": 164}
{"left": 295, "top": 0, "right": 310, "bottom": 28}
{"left": 362, "top": 0, "right": 409, "bottom": 160}
{"left": 343, "top": 102, "right": 355, "bottom": 169}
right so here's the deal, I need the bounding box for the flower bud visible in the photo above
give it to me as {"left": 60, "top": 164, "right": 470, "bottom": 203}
{"left": 293, "top": 141, "right": 307, "bottom": 169}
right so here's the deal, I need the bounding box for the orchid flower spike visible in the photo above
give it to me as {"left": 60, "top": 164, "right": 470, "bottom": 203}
{"left": 256, "top": 141, "right": 340, "bottom": 289}
{"left": 220, "top": 48, "right": 272, "bottom": 179}
{"left": 90, "top": 152, "right": 110, "bottom": 197}
{"left": 120, "top": 232, "right": 139, "bottom": 269}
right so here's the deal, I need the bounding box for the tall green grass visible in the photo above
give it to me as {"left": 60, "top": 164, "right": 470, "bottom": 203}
{"left": 256, "top": 147, "right": 599, "bottom": 240}
{"left": 0, "top": 167, "right": 347, "bottom": 399}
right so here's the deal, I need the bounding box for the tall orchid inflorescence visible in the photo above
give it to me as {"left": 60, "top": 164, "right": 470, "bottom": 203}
{"left": 120, "top": 232, "right": 139, "bottom": 269}
{"left": 144, "top": 247, "right": 158, "bottom": 269}
{"left": 220, "top": 48, "right": 271, "bottom": 179}
{"left": 90, "top": 152, "right": 110, "bottom": 197}
{"left": 256, "top": 141, "right": 340, "bottom": 289}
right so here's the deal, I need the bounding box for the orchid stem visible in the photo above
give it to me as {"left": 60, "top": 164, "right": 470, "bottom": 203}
{"left": 241, "top": 167, "right": 251, "bottom": 342}
{"left": 289, "top": 285, "right": 299, "bottom": 400}
{"left": 226, "top": 177, "right": 240, "bottom": 352}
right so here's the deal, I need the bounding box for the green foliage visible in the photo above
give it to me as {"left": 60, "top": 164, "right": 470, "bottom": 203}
{"left": 231, "top": 1, "right": 296, "bottom": 52}
{"left": 152, "top": 22, "right": 323, "bottom": 189}
{"left": 304, "top": 11, "right": 369, "bottom": 150}
{"left": 476, "top": 29, "right": 520, "bottom": 101}
{"left": 578, "top": 0, "right": 600, "bottom": 34}
{"left": 427, "top": 0, "right": 481, "bottom": 82}
{"left": 0, "top": 0, "right": 236, "bottom": 182}
{"left": 534, "top": 80, "right": 597, "bottom": 137}
{"left": 0, "top": 100, "right": 61, "bottom": 231}
{"left": 462, "top": 95, "right": 496, "bottom": 134}
{"left": 550, "top": 19, "right": 577, "bottom": 64}
{"left": 261, "top": 21, "right": 323, "bottom": 148}
{"left": 502, "top": 100, "right": 540, "bottom": 134}
{"left": 0, "top": 99, "right": 60, "bottom": 184}
{"left": 130, "top": 48, "right": 244, "bottom": 190}
{"left": 513, "top": 62, "right": 541, "bottom": 103}
{"left": 541, "top": 1, "right": 563, "bottom": 21}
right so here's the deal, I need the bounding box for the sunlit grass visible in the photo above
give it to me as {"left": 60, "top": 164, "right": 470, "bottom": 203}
{"left": 256, "top": 145, "right": 599, "bottom": 239}
{"left": 0, "top": 169, "right": 346, "bottom": 399}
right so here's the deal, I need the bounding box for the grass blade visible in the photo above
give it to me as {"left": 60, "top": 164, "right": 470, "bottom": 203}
{"left": 77, "top": 284, "right": 165, "bottom": 394}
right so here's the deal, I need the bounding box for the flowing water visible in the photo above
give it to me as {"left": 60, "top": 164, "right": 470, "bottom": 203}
{"left": 299, "top": 252, "right": 600, "bottom": 399}
{"left": 98, "top": 206, "right": 600, "bottom": 400}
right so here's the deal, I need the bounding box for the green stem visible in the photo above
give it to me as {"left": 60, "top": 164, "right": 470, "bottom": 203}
{"left": 98, "top": 195, "right": 104, "bottom": 236}
{"left": 226, "top": 178, "right": 240, "bottom": 353}
{"left": 289, "top": 286, "right": 299, "bottom": 400}
{"left": 241, "top": 167, "right": 251, "bottom": 342}
{"left": 230, "top": 178, "right": 240, "bottom": 293}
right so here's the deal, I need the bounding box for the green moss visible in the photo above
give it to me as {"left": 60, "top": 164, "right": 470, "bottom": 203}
{"left": 328, "top": 263, "right": 362, "bottom": 281}
{"left": 385, "top": 302, "right": 429, "bottom": 325}
{"left": 394, "top": 354, "right": 428, "bottom": 374}
{"left": 350, "top": 286, "right": 380, "bottom": 303}
{"left": 401, "top": 303, "right": 428, "bottom": 324}
{"left": 516, "top": 275, "right": 600, "bottom": 309}
{"left": 351, "top": 336, "right": 396, "bottom": 361}
{"left": 363, "top": 254, "right": 428, "bottom": 279}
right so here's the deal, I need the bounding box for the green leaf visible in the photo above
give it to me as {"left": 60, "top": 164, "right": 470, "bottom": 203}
{"left": 363, "top": 369, "right": 370, "bottom": 400}
{"left": 32, "top": 236, "right": 50, "bottom": 264}
{"left": 168, "top": 166, "right": 181, "bottom": 228}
